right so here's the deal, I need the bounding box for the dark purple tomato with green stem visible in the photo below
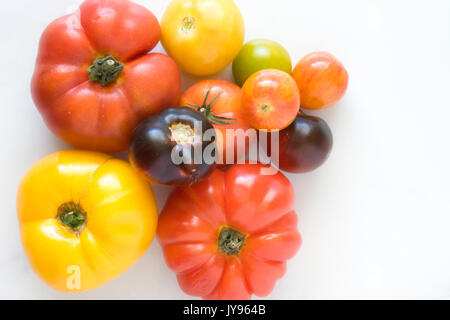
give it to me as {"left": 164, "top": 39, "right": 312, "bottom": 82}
{"left": 129, "top": 107, "right": 217, "bottom": 186}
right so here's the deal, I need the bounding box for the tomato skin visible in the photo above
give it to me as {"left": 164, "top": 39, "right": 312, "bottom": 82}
{"left": 233, "top": 39, "right": 292, "bottom": 87}
{"left": 17, "top": 150, "right": 158, "bottom": 292}
{"left": 161, "top": 0, "right": 245, "bottom": 76}
{"left": 265, "top": 113, "right": 333, "bottom": 173}
{"left": 32, "top": 0, "right": 181, "bottom": 152}
{"left": 157, "top": 164, "right": 302, "bottom": 300}
{"left": 292, "top": 52, "right": 348, "bottom": 110}
{"left": 179, "top": 80, "right": 254, "bottom": 166}
{"left": 242, "top": 69, "right": 300, "bottom": 131}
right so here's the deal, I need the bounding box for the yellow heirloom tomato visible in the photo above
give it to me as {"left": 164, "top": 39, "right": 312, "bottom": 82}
{"left": 16, "top": 151, "right": 158, "bottom": 292}
{"left": 161, "top": 0, "right": 245, "bottom": 76}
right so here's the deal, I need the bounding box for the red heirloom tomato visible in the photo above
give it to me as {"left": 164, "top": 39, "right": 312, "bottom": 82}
{"left": 31, "top": 0, "right": 181, "bottom": 152}
{"left": 179, "top": 80, "right": 254, "bottom": 166}
{"left": 242, "top": 69, "right": 300, "bottom": 131}
{"left": 292, "top": 51, "right": 348, "bottom": 110}
{"left": 157, "top": 164, "right": 302, "bottom": 300}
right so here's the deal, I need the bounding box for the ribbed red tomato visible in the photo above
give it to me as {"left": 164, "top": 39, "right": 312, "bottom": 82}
{"left": 31, "top": 0, "right": 181, "bottom": 152}
{"left": 157, "top": 164, "right": 302, "bottom": 300}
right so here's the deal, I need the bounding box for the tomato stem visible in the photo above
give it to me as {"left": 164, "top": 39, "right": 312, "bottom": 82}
{"left": 57, "top": 202, "right": 87, "bottom": 235}
{"left": 260, "top": 104, "right": 271, "bottom": 112}
{"left": 182, "top": 17, "right": 196, "bottom": 32}
{"left": 298, "top": 108, "right": 306, "bottom": 116}
{"left": 186, "top": 89, "right": 237, "bottom": 126}
{"left": 88, "top": 55, "right": 124, "bottom": 87}
{"left": 218, "top": 226, "right": 247, "bottom": 256}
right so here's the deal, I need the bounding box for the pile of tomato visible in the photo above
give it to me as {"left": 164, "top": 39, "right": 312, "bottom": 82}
{"left": 17, "top": 0, "right": 348, "bottom": 299}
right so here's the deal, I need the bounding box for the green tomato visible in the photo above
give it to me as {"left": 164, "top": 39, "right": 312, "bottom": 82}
{"left": 232, "top": 39, "right": 292, "bottom": 87}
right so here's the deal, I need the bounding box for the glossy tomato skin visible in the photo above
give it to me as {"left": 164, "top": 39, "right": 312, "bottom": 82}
{"left": 292, "top": 52, "right": 348, "bottom": 110}
{"left": 157, "top": 164, "right": 302, "bottom": 300}
{"left": 161, "top": 0, "right": 245, "bottom": 76}
{"left": 242, "top": 69, "right": 300, "bottom": 131}
{"left": 17, "top": 150, "right": 158, "bottom": 292}
{"left": 266, "top": 114, "right": 333, "bottom": 173}
{"left": 129, "top": 107, "right": 216, "bottom": 186}
{"left": 32, "top": 0, "right": 181, "bottom": 152}
{"left": 180, "top": 80, "right": 254, "bottom": 166}
{"left": 233, "top": 39, "right": 292, "bottom": 87}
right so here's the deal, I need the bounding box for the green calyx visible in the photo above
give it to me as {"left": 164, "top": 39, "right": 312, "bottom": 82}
{"left": 218, "top": 227, "right": 247, "bottom": 256}
{"left": 88, "top": 55, "right": 124, "bottom": 87}
{"left": 57, "top": 202, "right": 87, "bottom": 234}
{"left": 187, "top": 89, "right": 237, "bottom": 126}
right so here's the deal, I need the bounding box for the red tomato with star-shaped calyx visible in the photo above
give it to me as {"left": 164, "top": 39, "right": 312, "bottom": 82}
{"left": 32, "top": 0, "right": 181, "bottom": 152}
{"left": 180, "top": 80, "right": 254, "bottom": 166}
{"left": 157, "top": 163, "right": 302, "bottom": 300}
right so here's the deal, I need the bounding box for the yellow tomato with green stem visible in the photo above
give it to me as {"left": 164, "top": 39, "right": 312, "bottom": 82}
{"left": 17, "top": 151, "right": 158, "bottom": 292}
{"left": 161, "top": 0, "right": 245, "bottom": 76}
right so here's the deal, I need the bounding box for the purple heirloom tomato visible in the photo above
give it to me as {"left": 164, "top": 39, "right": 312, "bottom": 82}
{"left": 129, "top": 107, "right": 217, "bottom": 186}
{"left": 264, "top": 113, "right": 333, "bottom": 173}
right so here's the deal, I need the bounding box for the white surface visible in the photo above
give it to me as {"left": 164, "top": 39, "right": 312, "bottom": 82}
{"left": 1, "top": 0, "right": 449, "bottom": 300}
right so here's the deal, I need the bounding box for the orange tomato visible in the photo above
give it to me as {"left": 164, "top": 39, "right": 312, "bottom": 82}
{"left": 241, "top": 69, "right": 300, "bottom": 131}
{"left": 292, "top": 52, "right": 348, "bottom": 110}
{"left": 179, "top": 80, "right": 253, "bottom": 166}
{"left": 157, "top": 164, "right": 302, "bottom": 299}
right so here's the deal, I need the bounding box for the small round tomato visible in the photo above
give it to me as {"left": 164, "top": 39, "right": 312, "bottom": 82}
{"left": 180, "top": 80, "right": 254, "bottom": 166}
{"left": 264, "top": 113, "right": 333, "bottom": 173}
{"left": 242, "top": 69, "right": 300, "bottom": 131}
{"left": 232, "top": 39, "right": 292, "bottom": 87}
{"left": 161, "top": 0, "right": 245, "bottom": 76}
{"left": 129, "top": 107, "right": 216, "bottom": 186}
{"left": 292, "top": 52, "right": 348, "bottom": 110}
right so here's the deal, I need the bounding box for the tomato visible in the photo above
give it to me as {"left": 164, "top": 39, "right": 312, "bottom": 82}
{"left": 17, "top": 151, "right": 158, "bottom": 292}
{"left": 129, "top": 107, "right": 216, "bottom": 186}
{"left": 233, "top": 39, "right": 292, "bottom": 87}
{"left": 292, "top": 51, "right": 348, "bottom": 110}
{"left": 157, "top": 164, "right": 302, "bottom": 300}
{"left": 161, "top": 0, "right": 245, "bottom": 76}
{"left": 31, "top": 0, "right": 181, "bottom": 152}
{"left": 180, "top": 80, "right": 254, "bottom": 166}
{"left": 242, "top": 69, "right": 300, "bottom": 131}
{"left": 264, "top": 113, "right": 333, "bottom": 173}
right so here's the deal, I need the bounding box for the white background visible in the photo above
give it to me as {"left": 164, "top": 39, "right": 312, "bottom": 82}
{"left": 0, "top": 0, "right": 449, "bottom": 300}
